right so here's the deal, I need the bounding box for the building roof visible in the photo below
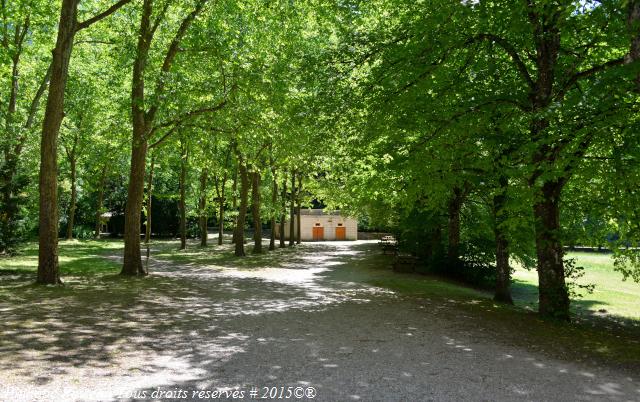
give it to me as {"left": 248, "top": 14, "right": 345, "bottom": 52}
{"left": 300, "top": 209, "right": 342, "bottom": 216}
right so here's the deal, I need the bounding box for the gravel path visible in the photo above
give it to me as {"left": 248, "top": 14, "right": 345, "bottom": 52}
{"left": 0, "top": 240, "right": 638, "bottom": 401}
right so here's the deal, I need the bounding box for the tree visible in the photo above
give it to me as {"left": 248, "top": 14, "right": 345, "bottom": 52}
{"left": 37, "top": 0, "right": 132, "bottom": 284}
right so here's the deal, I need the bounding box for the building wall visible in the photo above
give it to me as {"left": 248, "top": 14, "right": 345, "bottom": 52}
{"left": 276, "top": 214, "right": 358, "bottom": 241}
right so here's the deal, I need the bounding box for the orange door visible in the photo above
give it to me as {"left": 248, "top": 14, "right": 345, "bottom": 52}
{"left": 312, "top": 226, "right": 324, "bottom": 241}
{"left": 335, "top": 227, "right": 346, "bottom": 240}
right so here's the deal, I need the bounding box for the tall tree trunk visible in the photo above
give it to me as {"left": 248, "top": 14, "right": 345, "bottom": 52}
{"left": 122, "top": 0, "right": 152, "bottom": 276}
{"left": 66, "top": 156, "right": 77, "bottom": 240}
{"left": 217, "top": 172, "right": 227, "bottom": 245}
{"left": 447, "top": 187, "right": 464, "bottom": 266}
{"left": 122, "top": 0, "right": 205, "bottom": 274}
{"left": 296, "top": 175, "right": 302, "bottom": 244}
{"left": 251, "top": 171, "right": 262, "bottom": 253}
{"left": 627, "top": 0, "right": 640, "bottom": 91}
{"left": 493, "top": 175, "right": 513, "bottom": 304}
{"left": 279, "top": 173, "right": 287, "bottom": 248}
{"left": 231, "top": 166, "right": 238, "bottom": 244}
{"left": 95, "top": 163, "right": 108, "bottom": 238}
{"left": 289, "top": 170, "right": 296, "bottom": 246}
{"left": 144, "top": 154, "right": 155, "bottom": 243}
{"left": 1, "top": 64, "right": 50, "bottom": 253}
{"left": 234, "top": 157, "right": 249, "bottom": 257}
{"left": 179, "top": 144, "right": 187, "bottom": 250}
{"left": 0, "top": 48, "right": 21, "bottom": 252}
{"left": 37, "top": 0, "right": 79, "bottom": 284}
{"left": 533, "top": 180, "right": 569, "bottom": 320}
{"left": 269, "top": 169, "right": 277, "bottom": 251}
{"left": 199, "top": 168, "right": 208, "bottom": 247}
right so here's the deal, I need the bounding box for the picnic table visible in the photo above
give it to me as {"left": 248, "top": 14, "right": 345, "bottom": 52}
{"left": 378, "top": 235, "right": 398, "bottom": 255}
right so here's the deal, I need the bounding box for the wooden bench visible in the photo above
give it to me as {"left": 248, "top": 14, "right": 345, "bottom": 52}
{"left": 378, "top": 235, "right": 398, "bottom": 255}
{"left": 392, "top": 254, "right": 418, "bottom": 273}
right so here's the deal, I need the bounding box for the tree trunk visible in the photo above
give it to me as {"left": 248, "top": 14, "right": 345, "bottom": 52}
{"left": 0, "top": 51, "right": 21, "bottom": 253}
{"left": 289, "top": 170, "right": 296, "bottom": 246}
{"left": 269, "top": 170, "right": 277, "bottom": 251}
{"left": 95, "top": 163, "right": 108, "bottom": 238}
{"left": 66, "top": 156, "right": 77, "bottom": 240}
{"left": 279, "top": 173, "right": 287, "bottom": 248}
{"left": 144, "top": 154, "right": 155, "bottom": 243}
{"left": 251, "top": 171, "right": 262, "bottom": 253}
{"left": 199, "top": 168, "right": 208, "bottom": 247}
{"left": 493, "top": 175, "right": 513, "bottom": 304}
{"left": 447, "top": 187, "right": 464, "bottom": 266}
{"left": 627, "top": 0, "right": 640, "bottom": 91}
{"left": 533, "top": 181, "right": 570, "bottom": 320}
{"left": 231, "top": 166, "right": 238, "bottom": 244}
{"left": 296, "top": 175, "right": 302, "bottom": 244}
{"left": 234, "top": 159, "right": 249, "bottom": 257}
{"left": 122, "top": 0, "right": 153, "bottom": 276}
{"left": 1, "top": 65, "right": 50, "bottom": 253}
{"left": 0, "top": 155, "right": 19, "bottom": 252}
{"left": 122, "top": 0, "right": 204, "bottom": 274}
{"left": 179, "top": 144, "right": 187, "bottom": 250}
{"left": 217, "top": 172, "right": 227, "bottom": 245}
{"left": 122, "top": 135, "right": 147, "bottom": 275}
{"left": 37, "top": 0, "right": 79, "bottom": 284}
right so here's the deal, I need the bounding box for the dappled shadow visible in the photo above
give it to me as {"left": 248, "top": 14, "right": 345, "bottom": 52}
{"left": 1, "top": 240, "right": 639, "bottom": 401}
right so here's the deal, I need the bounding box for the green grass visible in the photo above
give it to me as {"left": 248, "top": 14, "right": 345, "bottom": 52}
{"left": 0, "top": 239, "right": 123, "bottom": 281}
{"left": 512, "top": 251, "right": 640, "bottom": 320}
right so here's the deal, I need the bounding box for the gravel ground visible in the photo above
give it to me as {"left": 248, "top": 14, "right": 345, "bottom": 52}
{"left": 0, "top": 240, "right": 638, "bottom": 402}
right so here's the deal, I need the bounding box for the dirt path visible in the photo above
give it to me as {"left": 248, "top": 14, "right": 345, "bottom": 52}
{"left": 0, "top": 240, "right": 638, "bottom": 401}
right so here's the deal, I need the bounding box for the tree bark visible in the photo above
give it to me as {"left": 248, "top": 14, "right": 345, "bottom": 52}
{"left": 121, "top": 0, "right": 152, "bottom": 276}
{"left": 296, "top": 175, "right": 302, "bottom": 244}
{"left": 289, "top": 170, "right": 296, "bottom": 246}
{"left": 216, "top": 171, "right": 227, "bottom": 245}
{"left": 627, "top": 0, "right": 640, "bottom": 91}
{"left": 199, "top": 168, "right": 208, "bottom": 247}
{"left": 533, "top": 180, "right": 570, "bottom": 320}
{"left": 279, "top": 173, "right": 287, "bottom": 248}
{"left": 234, "top": 156, "right": 249, "bottom": 257}
{"left": 37, "top": 0, "right": 79, "bottom": 284}
{"left": 144, "top": 154, "right": 155, "bottom": 243}
{"left": 179, "top": 141, "right": 188, "bottom": 250}
{"left": 493, "top": 175, "right": 513, "bottom": 304}
{"left": 269, "top": 169, "right": 277, "bottom": 251}
{"left": 66, "top": 156, "right": 77, "bottom": 240}
{"left": 447, "top": 187, "right": 464, "bottom": 266}
{"left": 251, "top": 171, "right": 262, "bottom": 253}
{"left": 121, "top": 0, "right": 206, "bottom": 275}
{"left": 231, "top": 166, "right": 238, "bottom": 244}
{"left": 95, "top": 163, "right": 108, "bottom": 238}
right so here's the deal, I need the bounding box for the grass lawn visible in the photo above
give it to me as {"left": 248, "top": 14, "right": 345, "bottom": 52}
{"left": 0, "top": 239, "right": 123, "bottom": 281}
{"left": 511, "top": 251, "right": 640, "bottom": 321}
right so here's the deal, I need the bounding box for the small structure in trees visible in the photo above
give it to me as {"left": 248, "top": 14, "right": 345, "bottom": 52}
{"left": 98, "top": 212, "right": 115, "bottom": 235}
{"left": 276, "top": 209, "right": 357, "bottom": 241}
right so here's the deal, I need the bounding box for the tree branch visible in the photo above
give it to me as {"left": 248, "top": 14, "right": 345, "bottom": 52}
{"left": 146, "top": 0, "right": 209, "bottom": 124}
{"left": 148, "top": 99, "right": 226, "bottom": 139}
{"left": 471, "top": 34, "right": 534, "bottom": 89}
{"left": 76, "top": 0, "right": 133, "bottom": 32}
{"left": 555, "top": 56, "right": 626, "bottom": 100}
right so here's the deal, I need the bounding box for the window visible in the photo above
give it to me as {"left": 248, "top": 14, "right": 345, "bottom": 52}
{"left": 338, "top": 223, "right": 343, "bottom": 226}
{"left": 315, "top": 223, "right": 321, "bottom": 226}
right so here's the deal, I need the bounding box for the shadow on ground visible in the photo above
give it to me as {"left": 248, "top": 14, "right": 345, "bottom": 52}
{"left": 0, "top": 240, "right": 638, "bottom": 401}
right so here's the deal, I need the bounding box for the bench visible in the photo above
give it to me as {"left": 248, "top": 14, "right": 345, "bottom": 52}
{"left": 378, "top": 236, "right": 399, "bottom": 255}
{"left": 392, "top": 254, "right": 419, "bottom": 273}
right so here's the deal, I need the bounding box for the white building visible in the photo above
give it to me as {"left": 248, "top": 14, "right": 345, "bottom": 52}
{"left": 276, "top": 209, "right": 358, "bottom": 241}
